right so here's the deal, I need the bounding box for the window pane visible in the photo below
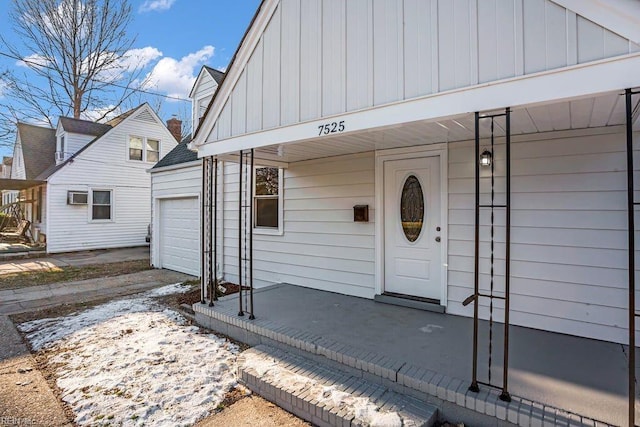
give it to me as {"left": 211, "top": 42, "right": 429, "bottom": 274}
{"left": 400, "top": 175, "right": 424, "bottom": 242}
{"left": 129, "top": 136, "right": 143, "bottom": 149}
{"left": 93, "top": 190, "right": 111, "bottom": 205}
{"left": 147, "top": 151, "right": 159, "bottom": 163}
{"left": 255, "top": 198, "right": 278, "bottom": 228}
{"left": 92, "top": 205, "right": 111, "bottom": 220}
{"left": 146, "top": 139, "right": 159, "bottom": 151}
{"left": 129, "top": 148, "right": 143, "bottom": 161}
{"left": 255, "top": 167, "right": 279, "bottom": 196}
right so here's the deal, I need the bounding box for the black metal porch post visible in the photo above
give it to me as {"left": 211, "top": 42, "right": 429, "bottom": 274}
{"left": 238, "top": 150, "right": 244, "bottom": 317}
{"left": 470, "top": 111, "right": 480, "bottom": 393}
{"left": 501, "top": 108, "right": 512, "bottom": 402}
{"left": 249, "top": 149, "right": 255, "bottom": 319}
{"left": 213, "top": 157, "right": 219, "bottom": 302}
{"left": 200, "top": 156, "right": 206, "bottom": 304}
{"left": 626, "top": 88, "right": 637, "bottom": 427}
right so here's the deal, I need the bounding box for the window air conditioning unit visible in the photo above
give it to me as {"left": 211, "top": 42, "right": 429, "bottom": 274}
{"left": 67, "top": 191, "right": 88, "bottom": 205}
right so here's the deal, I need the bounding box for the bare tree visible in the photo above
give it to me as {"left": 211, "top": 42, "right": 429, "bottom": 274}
{"left": 0, "top": 0, "right": 147, "bottom": 147}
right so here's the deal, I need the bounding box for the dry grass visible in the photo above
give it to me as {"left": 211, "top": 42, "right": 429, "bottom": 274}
{"left": 0, "top": 259, "right": 151, "bottom": 291}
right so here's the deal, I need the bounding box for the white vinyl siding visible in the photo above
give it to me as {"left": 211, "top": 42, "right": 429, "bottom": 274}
{"left": 191, "top": 70, "right": 218, "bottom": 135}
{"left": 223, "top": 153, "right": 376, "bottom": 298}
{"left": 64, "top": 132, "right": 95, "bottom": 156}
{"left": 45, "top": 107, "right": 177, "bottom": 253}
{"left": 207, "top": 0, "right": 638, "bottom": 143}
{"left": 11, "top": 139, "right": 25, "bottom": 180}
{"left": 447, "top": 130, "right": 639, "bottom": 345}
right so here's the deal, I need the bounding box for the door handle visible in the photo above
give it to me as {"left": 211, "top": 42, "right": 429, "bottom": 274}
{"left": 435, "top": 236, "right": 441, "bottom": 242}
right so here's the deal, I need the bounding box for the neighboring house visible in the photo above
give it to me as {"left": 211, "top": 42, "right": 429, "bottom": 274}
{"left": 190, "top": 1, "right": 640, "bottom": 348}
{"left": 4, "top": 103, "right": 179, "bottom": 252}
{"left": 0, "top": 157, "right": 18, "bottom": 205}
{"left": 149, "top": 66, "right": 224, "bottom": 276}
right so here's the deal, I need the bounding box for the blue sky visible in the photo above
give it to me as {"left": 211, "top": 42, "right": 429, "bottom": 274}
{"left": 0, "top": 0, "right": 261, "bottom": 157}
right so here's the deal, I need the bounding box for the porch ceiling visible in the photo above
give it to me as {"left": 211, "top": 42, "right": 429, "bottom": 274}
{"left": 250, "top": 90, "right": 638, "bottom": 165}
{"left": 0, "top": 179, "right": 45, "bottom": 191}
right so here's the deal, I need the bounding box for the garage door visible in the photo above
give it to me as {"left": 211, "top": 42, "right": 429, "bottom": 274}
{"left": 159, "top": 197, "right": 200, "bottom": 276}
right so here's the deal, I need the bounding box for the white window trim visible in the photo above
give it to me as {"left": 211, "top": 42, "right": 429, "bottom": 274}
{"left": 88, "top": 188, "right": 115, "bottom": 223}
{"left": 253, "top": 167, "right": 283, "bottom": 236}
{"left": 128, "top": 135, "right": 160, "bottom": 163}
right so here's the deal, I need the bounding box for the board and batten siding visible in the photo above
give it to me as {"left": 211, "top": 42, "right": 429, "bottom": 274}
{"left": 45, "top": 109, "right": 177, "bottom": 253}
{"left": 208, "top": 0, "right": 639, "bottom": 142}
{"left": 221, "top": 153, "right": 376, "bottom": 298}
{"left": 150, "top": 163, "right": 202, "bottom": 272}
{"left": 447, "top": 129, "right": 640, "bottom": 345}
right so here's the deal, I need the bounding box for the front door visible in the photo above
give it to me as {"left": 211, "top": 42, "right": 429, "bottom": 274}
{"left": 384, "top": 156, "right": 442, "bottom": 301}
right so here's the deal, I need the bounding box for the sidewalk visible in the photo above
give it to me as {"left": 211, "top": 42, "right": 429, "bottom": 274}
{"left": 0, "top": 246, "right": 150, "bottom": 276}
{"left": 0, "top": 269, "right": 193, "bottom": 316}
{"left": 0, "top": 315, "right": 71, "bottom": 426}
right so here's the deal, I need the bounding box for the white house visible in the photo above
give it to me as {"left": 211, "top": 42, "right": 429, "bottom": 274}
{"left": 0, "top": 157, "right": 17, "bottom": 206}
{"left": 149, "top": 66, "right": 224, "bottom": 276}
{"left": 2, "top": 103, "right": 178, "bottom": 252}
{"left": 188, "top": 0, "right": 640, "bottom": 424}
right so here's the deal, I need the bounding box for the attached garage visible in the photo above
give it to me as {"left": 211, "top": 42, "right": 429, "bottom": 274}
{"left": 149, "top": 141, "right": 202, "bottom": 277}
{"left": 158, "top": 197, "right": 199, "bottom": 275}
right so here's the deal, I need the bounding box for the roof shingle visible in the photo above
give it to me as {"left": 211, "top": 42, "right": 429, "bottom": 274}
{"left": 16, "top": 123, "right": 56, "bottom": 180}
{"left": 152, "top": 137, "right": 198, "bottom": 170}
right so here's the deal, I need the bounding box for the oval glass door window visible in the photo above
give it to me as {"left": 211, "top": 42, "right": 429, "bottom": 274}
{"left": 400, "top": 175, "right": 425, "bottom": 242}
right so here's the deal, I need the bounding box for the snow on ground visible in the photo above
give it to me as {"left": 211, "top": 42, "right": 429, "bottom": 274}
{"left": 243, "top": 352, "right": 403, "bottom": 427}
{"left": 18, "top": 283, "right": 239, "bottom": 426}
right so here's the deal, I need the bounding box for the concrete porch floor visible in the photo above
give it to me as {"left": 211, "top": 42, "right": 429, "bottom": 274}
{"left": 194, "top": 284, "right": 637, "bottom": 426}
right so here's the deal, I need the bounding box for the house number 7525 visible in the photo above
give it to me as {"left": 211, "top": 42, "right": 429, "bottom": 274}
{"left": 317, "top": 121, "right": 345, "bottom": 136}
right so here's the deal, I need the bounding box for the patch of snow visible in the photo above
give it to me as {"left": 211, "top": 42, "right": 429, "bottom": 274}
{"left": 18, "top": 283, "right": 239, "bottom": 426}
{"left": 242, "top": 352, "right": 402, "bottom": 427}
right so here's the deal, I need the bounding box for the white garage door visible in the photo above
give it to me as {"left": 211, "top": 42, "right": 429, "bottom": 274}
{"left": 159, "top": 197, "right": 200, "bottom": 276}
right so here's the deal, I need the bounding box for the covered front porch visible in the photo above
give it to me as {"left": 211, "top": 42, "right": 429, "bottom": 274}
{"left": 195, "top": 283, "right": 634, "bottom": 426}
{"left": 0, "top": 179, "right": 47, "bottom": 257}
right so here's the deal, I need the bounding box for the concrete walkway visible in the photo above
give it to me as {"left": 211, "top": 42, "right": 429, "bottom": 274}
{"left": 0, "top": 246, "right": 150, "bottom": 276}
{"left": 0, "top": 315, "right": 71, "bottom": 426}
{"left": 0, "top": 269, "right": 193, "bottom": 315}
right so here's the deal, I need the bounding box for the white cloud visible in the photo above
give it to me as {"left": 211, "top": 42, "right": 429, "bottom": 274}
{"left": 16, "top": 54, "right": 51, "bottom": 69}
{"left": 139, "top": 0, "right": 176, "bottom": 13}
{"left": 120, "top": 47, "right": 163, "bottom": 72}
{"left": 142, "top": 45, "right": 214, "bottom": 100}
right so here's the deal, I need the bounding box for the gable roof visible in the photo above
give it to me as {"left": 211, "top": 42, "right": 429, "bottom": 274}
{"left": 59, "top": 116, "right": 112, "bottom": 137}
{"left": 204, "top": 66, "right": 225, "bottom": 84}
{"left": 192, "top": 0, "right": 268, "bottom": 143}
{"left": 188, "top": 65, "right": 226, "bottom": 99}
{"left": 36, "top": 104, "right": 149, "bottom": 180}
{"left": 16, "top": 122, "right": 56, "bottom": 180}
{"left": 192, "top": 0, "right": 640, "bottom": 151}
{"left": 151, "top": 136, "right": 198, "bottom": 170}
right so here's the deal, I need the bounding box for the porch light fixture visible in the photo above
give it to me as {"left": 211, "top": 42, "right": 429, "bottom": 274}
{"left": 480, "top": 150, "right": 492, "bottom": 167}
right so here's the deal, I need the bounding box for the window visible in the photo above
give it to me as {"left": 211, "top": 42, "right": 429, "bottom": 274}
{"left": 128, "top": 136, "right": 160, "bottom": 162}
{"left": 254, "top": 167, "right": 282, "bottom": 232}
{"left": 146, "top": 139, "right": 159, "bottom": 162}
{"left": 129, "top": 136, "right": 143, "bottom": 161}
{"left": 91, "top": 190, "right": 112, "bottom": 220}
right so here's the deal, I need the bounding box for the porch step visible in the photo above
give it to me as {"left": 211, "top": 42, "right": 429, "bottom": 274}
{"left": 238, "top": 344, "right": 438, "bottom": 427}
